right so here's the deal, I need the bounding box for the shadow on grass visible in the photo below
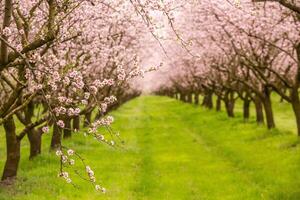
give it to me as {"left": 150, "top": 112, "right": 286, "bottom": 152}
{"left": 279, "top": 138, "right": 300, "bottom": 149}
{"left": 246, "top": 128, "right": 283, "bottom": 142}
{"left": 272, "top": 190, "right": 300, "bottom": 200}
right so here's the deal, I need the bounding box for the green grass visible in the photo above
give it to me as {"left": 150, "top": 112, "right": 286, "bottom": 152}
{"left": 1, "top": 95, "right": 300, "bottom": 199}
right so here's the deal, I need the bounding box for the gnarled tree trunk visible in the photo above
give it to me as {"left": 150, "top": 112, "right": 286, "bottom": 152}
{"left": 25, "top": 102, "right": 42, "bottom": 159}
{"left": 2, "top": 117, "right": 20, "bottom": 181}
{"left": 50, "top": 124, "right": 61, "bottom": 150}
{"left": 243, "top": 99, "right": 251, "bottom": 121}
{"left": 202, "top": 92, "right": 213, "bottom": 109}
{"left": 263, "top": 101, "right": 275, "bottom": 129}
{"left": 262, "top": 89, "right": 275, "bottom": 129}
{"left": 216, "top": 96, "right": 221, "bottom": 112}
{"left": 187, "top": 93, "right": 192, "bottom": 103}
{"left": 292, "top": 44, "right": 300, "bottom": 136}
{"left": 224, "top": 92, "right": 235, "bottom": 117}
{"left": 73, "top": 115, "right": 80, "bottom": 131}
{"left": 291, "top": 88, "right": 300, "bottom": 136}
{"left": 63, "top": 117, "right": 72, "bottom": 139}
{"left": 194, "top": 93, "right": 199, "bottom": 105}
{"left": 84, "top": 111, "right": 92, "bottom": 127}
{"left": 27, "top": 128, "right": 42, "bottom": 159}
{"left": 225, "top": 100, "right": 235, "bottom": 117}
{"left": 183, "top": 93, "right": 188, "bottom": 102}
{"left": 179, "top": 93, "right": 185, "bottom": 102}
{"left": 254, "top": 96, "right": 264, "bottom": 124}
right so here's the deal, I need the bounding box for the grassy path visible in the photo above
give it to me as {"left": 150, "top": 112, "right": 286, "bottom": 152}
{"left": 127, "top": 96, "right": 300, "bottom": 200}
{"left": 131, "top": 97, "right": 259, "bottom": 199}
{"left": 1, "top": 96, "right": 300, "bottom": 199}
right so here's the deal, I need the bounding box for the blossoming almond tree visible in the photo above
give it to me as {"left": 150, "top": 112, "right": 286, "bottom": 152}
{"left": 0, "top": 0, "right": 175, "bottom": 189}
{"left": 155, "top": 0, "right": 300, "bottom": 136}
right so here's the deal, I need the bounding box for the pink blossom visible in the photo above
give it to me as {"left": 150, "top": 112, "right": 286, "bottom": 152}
{"left": 42, "top": 126, "right": 49, "bottom": 133}
{"left": 67, "top": 108, "right": 74, "bottom": 116}
{"left": 84, "top": 92, "right": 90, "bottom": 99}
{"left": 90, "top": 86, "right": 98, "bottom": 94}
{"left": 81, "top": 100, "right": 88, "bottom": 105}
{"left": 101, "top": 103, "right": 107, "bottom": 112}
{"left": 67, "top": 149, "right": 74, "bottom": 156}
{"left": 57, "top": 120, "right": 65, "bottom": 128}
{"left": 2, "top": 27, "right": 11, "bottom": 36}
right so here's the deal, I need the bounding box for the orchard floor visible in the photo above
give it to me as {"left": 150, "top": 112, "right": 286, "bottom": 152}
{"left": 1, "top": 96, "right": 300, "bottom": 199}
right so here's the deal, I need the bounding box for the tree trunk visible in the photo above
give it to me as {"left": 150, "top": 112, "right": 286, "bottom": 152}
{"left": 73, "top": 115, "right": 80, "bottom": 131}
{"left": 203, "top": 92, "right": 213, "bottom": 109}
{"left": 280, "top": 97, "right": 284, "bottom": 103}
{"left": 262, "top": 95, "right": 275, "bottom": 129}
{"left": 291, "top": 43, "right": 300, "bottom": 136}
{"left": 225, "top": 100, "right": 235, "bottom": 117}
{"left": 179, "top": 93, "right": 185, "bottom": 101}
{"left": 194, "top": 93, "right": 199, "bottom": 105}
{"left": 243, "top": 100, "right": 250, "bottom": 121}
{"left": 25, "top": 102, "right": 42, "bottom": 159}
{"left": 0, "top": 0, "right": 13, "bottom": 66}
{"left": 291, "top": 88, "right": 300, "bottom": 136}
{"left": 2, "top": 117, "right": 20, "bottom": 181}
{"left": 280, "top": 88, "right": 287, "bottom": 103}
{"left": 216, "top": 96, "right": 221, "bottom": 112}
{"left": 27, "top": 128, "right": 42, "bottom": 159}
{"left": 201, "top": 95, "right": 206, "bottom": 106}
{"left": 84, "top": 111, "right": 92, "bottom": 127}
{"left": 183, "top": 94, "right": 187, "bottom": 102}
{"left": 187, "top": 93, "right": 192, "bottom": 103}
{"left": 50, "top": 124, "right": 61, "bottom": 150}
{"left": 224, "top": 92, "right": 235, "bottom": 117}
{"left": 254, "top": 96, "right": 264, "bottom": 124}
{"left": 94, "top": 109, "right": 102, "bottom": 120}
{"left": 63, "top": 117, "right": 72, "bottom": 139}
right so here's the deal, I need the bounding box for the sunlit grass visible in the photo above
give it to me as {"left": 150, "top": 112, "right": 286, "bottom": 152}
{"left": 0, "top": 95, "right": 300, "bottom": 199}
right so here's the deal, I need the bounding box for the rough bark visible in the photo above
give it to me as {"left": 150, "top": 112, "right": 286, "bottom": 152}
{"left": 254, "top": 96, "right": 264, "bottom": 124}
{"left": 194, "top": 93, "right": 199, "bottom": 105}
{"left": 202, "top": 92, "right": 213, "bottom": 109}
{"left": 224, "top": 92, "right": 235, "bottom": 117}
{"left": 27, "top": 128, "right": 42, "bottom": 159}
{"left": 1, "top": 117, "right": 20, "bottom": 181}
{"left": 225, "top": 100, "right": 235, "bottom": 117}
{"left": 183, "top": 93, "right": 188, "bottom": 102}
{"left": 63, "top": 117, "right": 72, "bottom": 139}
{"left": 84, "top": 111, "right": 92, "bottom": 127}
{"left": 216, "top": 96, "right": 221, "bottom": 112}
{"left": 187, "top": 93, "right": 192, "bottom": 103}
{"left": 50, "top": 124, "right": 61, "bottom": 150}
{"left": 291, "top": 88, "right": 300, "bottom": 136}
{"left": 25, "top": 102, "right": 42, "bottom": 159}
{"left": 262, "top": 95, "right": 275, "bottom": 129}
{"left": 292, "top": 43, "right": 300, "bottom": 136}
{"left": 73, "top": 115, "right": 80, "bottom": 131}
{"left": 243, "top": 99, "right": 251, "bottom": 121}
{"left": 179, "top": 93, "right": 184, "bottom": 101}
{"left": 0, "top": 0, "right": 13, "bottom": 67}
